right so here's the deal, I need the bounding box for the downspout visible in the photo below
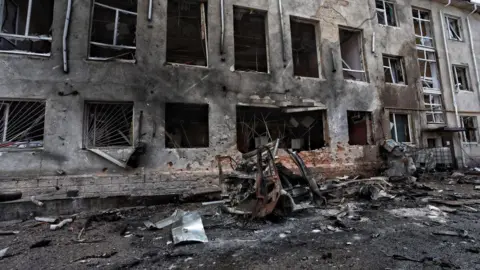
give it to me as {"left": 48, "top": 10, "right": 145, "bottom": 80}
{"left": 278, "top": 0, "right": 286, "bottom": 65}
{"left": 148, "top": 0, "right": 153, "bottom": 21}
{"left": 440, "top": 8, "right": 464, "bottom": 166}
{"left": 220, "top": 0, "right": 224, "bottom": 55}
{"left": 62, "top": 0, "right": 72, "bottom": 73}
{"left": 467, "top": 6, "right": 479, "bottom": 93}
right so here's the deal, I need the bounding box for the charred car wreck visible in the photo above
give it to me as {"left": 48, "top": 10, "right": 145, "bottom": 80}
{"left": 216, "top": 140, "right": 325, "bottom": 218}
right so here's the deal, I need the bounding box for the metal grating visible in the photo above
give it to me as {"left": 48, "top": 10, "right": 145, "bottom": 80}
{"left": 0, "top": 100, "right": 45, "bottom": 149}
{"left": 84, "top": 102, "right": 134, "bottom": 147}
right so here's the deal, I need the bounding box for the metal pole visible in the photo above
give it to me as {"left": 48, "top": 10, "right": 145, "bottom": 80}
{"left": 220, "top": 0, "right": 225, "bottom": 55}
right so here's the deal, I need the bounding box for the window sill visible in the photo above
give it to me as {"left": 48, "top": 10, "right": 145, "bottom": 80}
{"left": 294, "top": 75, "right": 325, "bottom": 81}
{"left": 378, "top": 24, "right": 401, "bottom": 29}
{"left": 344, "top": 79, "right": 369, "bottom": 85}
{"left": 448, "top": 38, "right": 464, "bottom": 43}
{"left": 0, "top": 147, "right": 44, "bottom": 152}
{"left": 0, "top": 50, "right": 50, "bottom": 58}
{"left": 386, "top": 82, "right": 408, "bottom": 87}
{"left": 232, "top": 69, "right": 270, "bottom": 75}
{"left": 462, "top": 142, "right": 478, "bottom": 145}
{"left": 458, "top": 90, "right": 474, "bottom": 93}
{"left": 85, "top": 58, "right": 136, "bottom": 64}
{"left": 165, "top": 62, "right": 209, "bottom": 69}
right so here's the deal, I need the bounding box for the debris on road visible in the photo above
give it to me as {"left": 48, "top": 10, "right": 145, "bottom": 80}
{"left": 0, "top": 230, "right": 20, "bottom": 236}
{"left": 30, "top": 239, "right": 51, "bottom": 249}
{"left": 73, "top": 251, "right": 118, "bottom": 262}
{"left": 0, "top": 247, "right": 8, "bottom": 259}
{"left": 144, "top": 209, "right": 186, "bottom": 230}
{"left": 30, "top": 196, "right": 44, "bottom": 207}
{"left": 34, "top": 217, "right": 59, "bottom": 223}
{"left": 50, "top": 218, "right": 74, "bottom": 230}
{"left": 172, "top": 211, "right": 208, "bottom": 245}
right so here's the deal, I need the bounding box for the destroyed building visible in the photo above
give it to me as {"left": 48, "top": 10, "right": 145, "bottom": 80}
{"left": 0, "top": 0, "right": 480, "bottom": 200}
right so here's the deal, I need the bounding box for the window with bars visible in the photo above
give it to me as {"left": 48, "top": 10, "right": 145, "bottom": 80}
{"left": 339, "top": 27, "right": 367, "bottom": 82}
{"left": 376, "top": 0, "right": 397, "bottom": 26}
{"left": 389, "top": 113, "right": 411, "bottom": 143}
{"left": 0, "top": 100, "right": 45, "bottom": 149}
{"left": 424, "top": 94, "right": 444, "bottom": 123}
{"left": 290, "top": 17, "right": 319, "bottom": 78}
{"left": 417, "top": 49, "right": 439, "bottom": 90}
{"left": 0, "top": 0, "right": 54, "bottom": 55}
{"left": 412, "top": 8, "right": 433, "bottom": 47}
{"left": 383, "top": 55, "right": 405, "bottom": 84}
{"left": 446, "top": 16, "right": 462, "bottom": 41}
{"left": 166, "top": 0, "right": 208, "bottom": 66}
{"left": 88, "top": 0, "right": 137, "bottom": 61}
{"left": 452, "top": 65, "right": 470, "bottom": 91}
{"left": 460, "top": 116, "right": 478, "bottom": 143}
{"left": 84, "top": 102, "right": 134, "bottom": 148}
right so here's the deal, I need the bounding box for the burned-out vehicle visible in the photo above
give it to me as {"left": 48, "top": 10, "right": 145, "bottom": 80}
{"left": 216, "top": 140, "right": 325, "bottom": 218}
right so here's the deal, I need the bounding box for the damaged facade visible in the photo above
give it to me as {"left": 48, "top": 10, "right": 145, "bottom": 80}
{"left": 0, "top": 0, "right": 480, "bottom": 200}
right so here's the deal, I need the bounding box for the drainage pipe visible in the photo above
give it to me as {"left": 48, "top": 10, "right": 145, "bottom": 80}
{"left": 220, "top": 0, "right": 225, "bottom": 55}
{"left": 278, "top": 0, "right": 286, "bottom": 64}
{"left": 63, "top": 0, "right": 72, "bottom": 73}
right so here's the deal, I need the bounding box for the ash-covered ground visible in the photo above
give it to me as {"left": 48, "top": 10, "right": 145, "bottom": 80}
{"left": 1, "top": 175, "right": 480, "bottom": 270}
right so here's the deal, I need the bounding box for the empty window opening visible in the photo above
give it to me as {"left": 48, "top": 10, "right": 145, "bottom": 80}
{"left": 376, "top": 0, "right": 397, "bottom": 26}
{"left": 165, "top": 103, "right": 209, "bottom": 148}
{"left": 461, "top": 116, "right": 478, "bottom": 143}
{"left": 233, "top": 7, "right": 268, "bottom": 73}
{"left": 412, "top": 8, "right": 433, "bottom": 47}
{"left": 0, "top": 0, "right": 54, "bottom": 55}
{"left": 417, "top": 49, "right": 439, "bottom": 90}
{"left": 390, "top": 113, "right": 411, "bottom": 143}
{"left": 84, "top": 102, "right": 134, "bottom": 148}
{"left": 339, "top": 28, "right": 367, "bottom": 81}
{"left": 453, "top": 65, "right": 470, "bottom": 91}
{"left": 236, "top": 106, "right": 325, "bottom": 153}
{"left": 446, "top": 16, "right": 462, "bottom": 41}
{"left": 383, "top": 55, "right": 406, "bottom": 84}
{"left": 427, "top": 138, "right": 436, "bottom": 148}
{"left": 347, "top": 111, "right": 373, "bottom": 145}
{"left": 424, "top": 94, "right": 444, "bottom": 123}
{"left": 290, "top": 17, "right": 319, "bottom": 78}
{"left": 166, "top": 0, "right": 208, "bottom": 66}
{"left": 89, "top": 0, "right": 137, "bottom": 61}
{"left": 0, "top": 100, "right": 45, "bottom": 149}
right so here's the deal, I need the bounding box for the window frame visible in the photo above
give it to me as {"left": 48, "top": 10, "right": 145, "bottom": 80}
{"left": 87, "top": 1, "right": 138, "bottom": 62}
{"left": 460, "top": 116, "right": 478, "bottom": 143}
{"left": 83, "top": 101, "right": 135, "bottom": 149}
{"left": 452, "top": 65, "right": 471, "bottom": 92}
{"left": 417, "top": 48, "right": 440, "bottom": 92}
{"left": 445, "top": 15, "right": 462, "bottom": 41}
{"left": 390, "top": 113, "right": 412, "bottom": 143}
{"left": 424, "top": 94, "right": 444, "bottom": 124}
{"left": 166, "top": 0, "right": 209, "bottom": 67}
{"left": 339, "top": 27, "right": 368, "bottom": 82}
{"left": 412, "top": 8, "right": 434, "bottom": 48}
{"left": 290, "top": 16, "right": 321, "bottom": 78}
{"left": 383, "top": 55, "right": 406, "bottom": 85}
{"left": 376, "top": 0, "right": 398, "bottom": 27}
{"left": 0, "top": 0, "right": 53, "bottom": 56}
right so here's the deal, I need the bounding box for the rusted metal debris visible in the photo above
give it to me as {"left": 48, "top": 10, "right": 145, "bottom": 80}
{"left": 216, "top": 139, "right": 325, "bottom": 218}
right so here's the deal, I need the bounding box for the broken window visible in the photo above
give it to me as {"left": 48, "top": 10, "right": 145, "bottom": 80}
{"left": 424, "top": 94, "right": 444, "bottom": 123}
{"left": 452, "top": 65, "right": 470, "bottom": 91}
{"left": 390, "top": 113, "right": 411, "bottom": 143}
{"left": 383, "top": 55, "right": 406, "bottom": 84}
{"left": 0, "top": 100, "right": 45, "bottom": 149}
{"left": 165, "top": 103, "right": 209, "bottom": 148}
{"left": 427, "top": 138, "right": 436, "bottom": 148}
{"left": 460, "top": 116, "right": 478, "bottom": 143}
{"left": 376, "top": 0, "right": 397, "bottom": 27}
{"left": 166, "top": 0, "right": 208, "bottom": 66}
{"left": 347, "top": 111, "right": 373, "bottom": 145}
{"left": 290, "top": 17, "right": 319, "bottom": 78}
{"left": 412, "top": 8, "right": 433, "bottom": 47}
{"left": 417, "top": 49, "right": 439, "bottom": 90}
{"left": 89, "top": 0, "right": 137, "bottom": 61}
{"left": 339, "top": 28, "right": 367, "bottom": 82}
{"left": 236, "top": 106, "right": 325, "bottom": 153}
{"left": 233, "top": 7, "right": 268, "bottom": 73}
{"left": 0, "top": 0, "right": 54, "bottom": 55}
{"left": 84, "top": 102, "right": 134, "bottom": 147}
{"left": 446, "top": 16, "right": 462, "bottom": 41}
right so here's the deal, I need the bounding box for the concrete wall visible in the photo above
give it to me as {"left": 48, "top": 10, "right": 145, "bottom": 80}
{"left": 0, "top": 0, "right": 479, "bottom": 199}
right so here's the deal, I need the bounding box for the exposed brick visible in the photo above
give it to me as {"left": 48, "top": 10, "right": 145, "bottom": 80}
{"left": 0, "top": 180, "right": 19, "bottom": 189}
{"left": 111, "top": 176, "right": 128, "bottom": 184}
{"left": 102, "top": 184, "right": 120, "bottom": 193}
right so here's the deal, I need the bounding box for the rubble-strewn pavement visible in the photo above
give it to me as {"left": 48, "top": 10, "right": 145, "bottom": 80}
{"left": 1, "top": 173, "right": 480, "bottom": 270}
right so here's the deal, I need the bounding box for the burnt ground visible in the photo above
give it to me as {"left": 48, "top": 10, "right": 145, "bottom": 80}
{"left": 1, "top": 175, "right": 480, "bottom": 270}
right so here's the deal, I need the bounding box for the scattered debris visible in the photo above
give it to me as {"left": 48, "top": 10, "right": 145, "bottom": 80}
{"left": 172, "top": 211, "right": 208, "bottom": 245}
{"left": 35, "top": 217, "right": 59, "bottom": 223}
{"left": 433, "top": 230, "right": 470, "bottom": 238}
{"left": 466, "top": 247, "right": 480, "bottom": 254}
{"left": 50, "top": 218, "right": 74, "bottom": 230}
{"left": 144, "top": 209, "right": 186, "bottom": 230}
{"left": 430, "top": 199, "right": 480, "bottom": 207}
{"left": 0, "top": 230, "right": 20, "bottom": 236}
{"left": 30, "top": 196, "right": 44, "bottom": 207}
{"left": 74, "top": 251, "right": 118, "bottom": 262}
{"left": 0, "top": 247, "right": 8, "bottom": 259}
{"left": 0, "top": 192, "right": 22, "bottom": 202}
{"left": 475, "top": 186, "right": 480, "bottom": 190}
{"left": 30, "top": 239, "right": 51, "bottom": 249}
{"left": 451, "top": 172, "right": 465, "bottom": 178}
